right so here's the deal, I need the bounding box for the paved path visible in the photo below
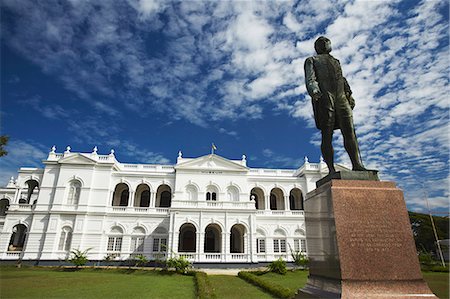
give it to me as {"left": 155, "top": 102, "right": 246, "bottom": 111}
{"left": 198, "top": 268, "right": 242, "bottom": 275}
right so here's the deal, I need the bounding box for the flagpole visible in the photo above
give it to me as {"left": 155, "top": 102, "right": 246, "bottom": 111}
{"left": 424, "top": 187, "right": 445, "bottom": 267}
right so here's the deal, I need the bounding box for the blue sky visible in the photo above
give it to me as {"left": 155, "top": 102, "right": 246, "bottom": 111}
{"left": 0, "top": 0, "right": 448, "bottom": 214}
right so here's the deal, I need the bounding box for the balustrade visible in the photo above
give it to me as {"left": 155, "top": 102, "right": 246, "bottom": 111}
{"left": 205, "top": 253, "right": 221, "bottom": 260}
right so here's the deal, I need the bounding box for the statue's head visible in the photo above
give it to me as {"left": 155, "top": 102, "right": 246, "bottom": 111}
{"left": 314, "top": 36, "right": 332, "bottom": 54}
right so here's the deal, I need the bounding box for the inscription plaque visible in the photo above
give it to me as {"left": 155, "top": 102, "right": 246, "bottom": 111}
{"left": 300, "top": 179, "right": 437, "bottom": 298}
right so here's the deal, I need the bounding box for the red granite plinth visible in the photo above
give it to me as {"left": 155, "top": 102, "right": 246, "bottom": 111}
{"left": 299, "top": 180, "right": 437, "bottom": 299}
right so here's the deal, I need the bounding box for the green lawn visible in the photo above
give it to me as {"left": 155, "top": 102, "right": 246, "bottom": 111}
{"left": 0, "top": 267, "right": 195, "bottom": 299}
{"left": 254, "top": 270, "right": 309, "bottom": 291}
{"left": 0, "top": 267, "right": 447, "bottom": 299}
{"left": 251, "top": 270, "right": 448, "bottom": 299}
{"left": 208, "top": 275, "right": 274, "bottom": 298}
{"left": 423, "top": 271, "right": 449, "bottom": 299}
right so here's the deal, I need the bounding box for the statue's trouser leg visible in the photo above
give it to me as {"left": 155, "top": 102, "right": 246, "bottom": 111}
{"left": 340, "top": 117, "right": 365, "bottom": 170}
{"left": 321, "top": 126, "right": 336, "bottom": 173}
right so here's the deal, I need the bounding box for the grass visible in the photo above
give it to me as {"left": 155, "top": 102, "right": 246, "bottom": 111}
{"left": 254, "top": 270, "right": 309, "bottom": 291}
{"left": 0, "top": 266, "right": 447, "bottom": 299}
{"left": 208, "top": 275, "right": 274, "bottom": 299}
{"left": 250, "top": 270, "right": 448, "bottom": 299}
{"left": 0, "top": 266, "right": 195, "bottom": 299}
{"left": 423, "top": 271, "right": 449, "bottom": 299}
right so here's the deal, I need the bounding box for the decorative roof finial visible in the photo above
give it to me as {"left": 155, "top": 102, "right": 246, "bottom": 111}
{"left": 93, "top": 146, "right": 98, "bottom": 154}
{"left": 110, "top": 149, "right": 115, "bottom": 156}
{"left": 7, "top": 176, "right": 15, "bottom": 188}
{"left": 65, "top": 146, "right": 71, "bottom": 154}
{"left": 51, "top": 145, "right": 56, "bottom": 153}
{"left": 304, "top": 156, "right": 309, "bottom": 163}
{"left": 320, "top": 155, "right": 324, "bottom": 163}
{"left": 178, "top": 150, "right": 182, "bottom": 158}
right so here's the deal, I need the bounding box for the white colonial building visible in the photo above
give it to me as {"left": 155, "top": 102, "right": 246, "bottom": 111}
{"left": 0, "top": 146, "right": 338, "bottom": 265}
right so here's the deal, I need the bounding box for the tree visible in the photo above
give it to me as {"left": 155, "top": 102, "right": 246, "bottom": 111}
{"left": 0, "top": 135, "right": 9, "bottom": 157}
{"left": 409, "top": 212, "right": 449, "bottom": 254}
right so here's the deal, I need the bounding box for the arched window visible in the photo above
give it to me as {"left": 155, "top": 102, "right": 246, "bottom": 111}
{"left": 8, "top": 224, "right": 27, "bottom": 251}
{"left": 178, "top": 223, "right": 196, "bottom": 253}
{"left": 107, "top": 226, "right": 123, "bottom": 254}
{"left": 227, "top": 186, "right": 239, "bottom": 201}
{"left": 67, "top": 181, "right": 81, "bottom": 205}
{"left": 206, "top": 185, "right": 219, "bottom": 201}
{"left": 131, "top": 227, "right": 146, "bottom": 252}
{"left": 58, "top": 226, "right": 73, "bottom": 251}
{"left": 0, "top": 198, "right": 10, "bottom": 216}
{"left": 186, "top": 184, "right": 198, "bottom": 201}
{"left": 204, "top": 224, "right": 222, "bottom": 253}
{"left": 230, "top": 224, "right": 246, "bottom": 253}
{"left": 112, "top": 183, "right": 129, "bottom": 206}
{"left": 156, "top": 185, "right": 171, "bottom": 208}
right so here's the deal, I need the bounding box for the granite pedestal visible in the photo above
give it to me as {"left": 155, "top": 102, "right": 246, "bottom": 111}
{"left": 299, "top": 179, "right": 437, "bottom": 299}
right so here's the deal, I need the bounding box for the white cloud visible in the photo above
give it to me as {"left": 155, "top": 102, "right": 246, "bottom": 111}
{"left": 1, "top": 0, "right": 448, "bottom": 212}
{"left": 0, "top": 140, "right": 48, "bottom": 186}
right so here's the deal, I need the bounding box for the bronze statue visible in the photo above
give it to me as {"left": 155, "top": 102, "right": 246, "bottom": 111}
{"left": 304, "top": 36, "right": 366, "bottom": 174}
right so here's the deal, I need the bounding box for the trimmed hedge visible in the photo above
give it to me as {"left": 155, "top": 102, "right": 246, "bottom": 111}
{"left": 194, "top": 271, "right": 217, "bottom": 299}
{"left": 238, "top": 271, "right": 295, "bottom": 299}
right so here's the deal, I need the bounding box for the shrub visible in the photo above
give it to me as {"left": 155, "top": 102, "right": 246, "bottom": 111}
{"left": 166, "top": 256, "right": 192, "bottom": 274}
{"left": 430, "top": 265, "right": 449, "bottom": 272}
{"left": 289, "top": 245, "right": 309, "bottom": 269}
{"left": 133, "top": 254, "right": 148, "bottom": 267}
{"left": 268, "top": 257, "right": 287, "bottom": 274}
{"left": 194, "top": 271, "right": 217, "bottom": 299}
{"left": 238, "top": 271, "right": 294, "bottom": 299}
{"left": 68, "top": 248, "right": 92, "bottom": 268}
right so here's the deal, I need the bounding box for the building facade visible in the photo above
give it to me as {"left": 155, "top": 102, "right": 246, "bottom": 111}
{"left": 0, "top": 147, "right": 337, "bottom": 265}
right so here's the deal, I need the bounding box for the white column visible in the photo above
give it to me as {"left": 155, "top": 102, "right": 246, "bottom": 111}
{"left": 221, "top": 232, "right": 226, "bottom": 262}
{"left": 196, "top": 232, "right": 202, "bottom": 262}
{"left": 128, "top": 192, "right": 135, "bottom": 208}
{"left": 224, "top": 232, "right": 230, "bottom": 262}
{"left": 150, "top": 192, "right": 156, "bottom": 208}
{"left": 284, "top": 196, "right": 289, "bottom": 211}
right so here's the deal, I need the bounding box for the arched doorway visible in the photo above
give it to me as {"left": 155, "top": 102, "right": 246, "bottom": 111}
{"left": 178, "top": 223, "right": 196, "bottom": 252}
{"left": 135, "top": 184, "right": 150, "bottom": 207}
{"left": 25, "top": 179, "right": 39, "bottom": 204}
{"left": 250, "top": 187, "right": 264, "bottom": 210}
{"left": 156, "top": 185, "right": 172, "bottom": 207}
{"left": 112, "top": 183, "right": 129, "bottom": 206}
{"left": 270, "top": 188, "right": 284, "bottom": 210}
{"left": 230, "top": 224, "right": 246, "bottom": 253}
{"left": 204, "top": 224, "right": 222, "bottom": 253}
{"left": 289, "top": 188, "right": 303, "bottom": 210}
{"left": 0, "top": 198, "right": 10, "bottom": 216}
